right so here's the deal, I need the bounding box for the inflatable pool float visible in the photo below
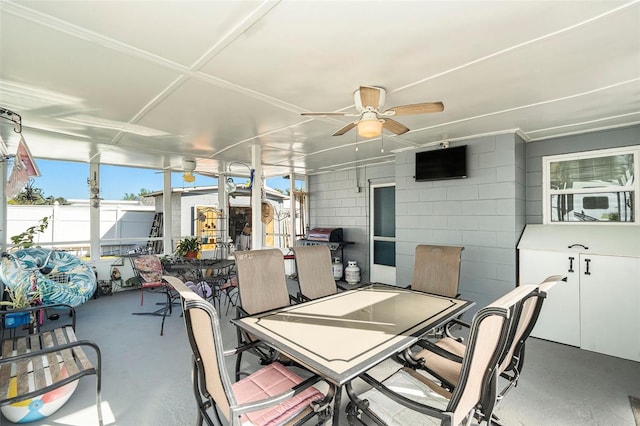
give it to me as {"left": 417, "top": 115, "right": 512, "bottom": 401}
{"left": 1, "top": 355, "right": 79, "bottom": 423}
{"left": 0, "top": 248, "right": 96, "bottom": 307}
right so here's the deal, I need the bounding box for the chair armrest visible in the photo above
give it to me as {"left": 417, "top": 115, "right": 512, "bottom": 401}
{"left": 233, "top": 306, "right": 279, "bottom": 364}
{"left": 346, "top": 372, "right": 446, "bottom": 419}
{"left": 443, "top": 317, "right": 470, "bottom": 341}
{"left": 224, "top": 340, "right": 265, "bottom": 357}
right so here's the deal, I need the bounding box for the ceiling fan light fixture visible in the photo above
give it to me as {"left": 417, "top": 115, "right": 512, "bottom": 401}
{"left": 357, "top": 118, "right": 383, "bottom": 138}
{"left": 182, "top": 171, "right": 195, "bottom": 183}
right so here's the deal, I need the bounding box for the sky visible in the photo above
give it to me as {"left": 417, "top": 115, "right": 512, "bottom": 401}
{"left": 28, "top": 159, "right": 294, "bottom": 201}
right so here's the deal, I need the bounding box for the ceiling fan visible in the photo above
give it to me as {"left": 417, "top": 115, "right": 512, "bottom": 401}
{"left": 301, "top": 86, "right": 443, "bottom": 138}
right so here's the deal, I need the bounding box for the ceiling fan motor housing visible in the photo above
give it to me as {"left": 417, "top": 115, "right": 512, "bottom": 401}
{"left": 182, "top": 158, "right": 196, "bottom": 172}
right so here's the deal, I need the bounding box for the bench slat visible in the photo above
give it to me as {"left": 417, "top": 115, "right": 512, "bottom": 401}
{"left": 72, "top": 345, "right": 95, "bottom": 372}
{"left": 16, "top": 336, "right": 30, "bottom": 397}
{"left": 42, "top": 331, "right": 63, "bottom": 383}
{"left": 55, "top": 328, "right": 80, "bottom": 378}
{"left": 30, "top": 334, "right": 47, "bottom": 392}
{"left": 0, "top": 340, "right": 14, "bottom": 395}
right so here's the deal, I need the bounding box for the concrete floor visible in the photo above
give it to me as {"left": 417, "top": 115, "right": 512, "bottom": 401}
{"left": 3, "top": 285, "right": 639, "bottom": 426}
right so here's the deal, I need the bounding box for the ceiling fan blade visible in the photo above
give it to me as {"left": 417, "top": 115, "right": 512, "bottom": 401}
{"left": 383, "top": 118, "right": 409, "bottom": 135}
{"left": 359, "top": 86, "right": 381, "bottom": 109}
{"left": 301, "top": 112, "right": 349, "bottom": 116}
{"left": 385, "top": 102, "right": 444, "bottom": 116}
{"left": 332, "top": 122, "right": 357, "bottom": 136}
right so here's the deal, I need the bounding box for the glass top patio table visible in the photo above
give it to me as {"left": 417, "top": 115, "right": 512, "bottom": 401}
{"left": 231, "top": 283, "right": 474, "bottom": 386}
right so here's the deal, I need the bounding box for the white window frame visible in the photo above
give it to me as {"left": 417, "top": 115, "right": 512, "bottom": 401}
{"left": 542, "top": 145, "right": 639, "bottom": 225}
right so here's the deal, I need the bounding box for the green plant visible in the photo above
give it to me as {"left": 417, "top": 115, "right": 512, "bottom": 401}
{"left": 175, "top": 237, "right": 200, "bottom": 257}
{"left": 0, "top": 279, "right": 40, "bottom": 309}
{"left": 9, "top": 216, "right": 50, "bottom": 250}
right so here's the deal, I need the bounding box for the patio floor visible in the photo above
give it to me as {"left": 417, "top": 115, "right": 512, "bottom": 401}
{"left": 3, "top": 283, "right": 639, "bottom": 426}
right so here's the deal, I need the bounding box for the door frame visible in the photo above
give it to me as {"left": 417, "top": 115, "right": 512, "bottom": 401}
{"left": 369, "top": 182, "right": 396, "bottom": 284}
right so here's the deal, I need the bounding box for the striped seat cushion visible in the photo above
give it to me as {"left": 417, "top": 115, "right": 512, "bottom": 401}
{"left": 233, "top": 362, "right": 323, "bottom": 426}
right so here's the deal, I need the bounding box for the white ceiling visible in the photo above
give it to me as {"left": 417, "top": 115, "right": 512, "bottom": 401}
{"left": 1, "top": 1, "right": 639, "bottom": 178}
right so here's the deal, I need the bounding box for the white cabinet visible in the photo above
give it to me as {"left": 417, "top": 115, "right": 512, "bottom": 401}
{"left": 579, "top": 254, "right": 639, "bottom": 361}
{"left": 518, "top": 224, "right": 640, "bottom": 362}
{"left": 519, "top": 249, "right": 580, "bottom": 346}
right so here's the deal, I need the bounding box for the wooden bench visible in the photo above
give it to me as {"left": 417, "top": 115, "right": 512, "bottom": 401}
{"left": 0, "top": 304, "right": 103, "bottom": 425}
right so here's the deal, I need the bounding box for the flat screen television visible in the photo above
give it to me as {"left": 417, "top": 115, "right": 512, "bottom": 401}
{"left": 415, "top": 145, "right": 467, "bottom": 181}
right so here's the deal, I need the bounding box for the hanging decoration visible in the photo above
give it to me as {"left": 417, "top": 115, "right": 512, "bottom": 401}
{"left": 87, "top": 171, "right": 102, "bottom": 208}
{"left": 4, "top": 108, "right": 41, "bottom": 198}
{"left": 0, "top": 106, "right": 21, "bottom": 133}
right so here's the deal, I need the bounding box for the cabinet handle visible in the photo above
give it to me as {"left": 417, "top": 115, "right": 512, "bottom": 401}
{"left": 568, "top": 256, "right": 574, "bottom": 273}
{"left": 584, "top": 258, "right": 591, "bottom": 275}
{"left": 568, "top": 243, "right": 589, "bottom": 250}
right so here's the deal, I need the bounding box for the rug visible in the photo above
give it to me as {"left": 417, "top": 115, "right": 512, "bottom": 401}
{"left": 630, "top": 395, "right": 640, "bottom": 426}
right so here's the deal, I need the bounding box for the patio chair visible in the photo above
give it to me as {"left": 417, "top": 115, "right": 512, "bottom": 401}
{"left": 409, "top": 275, "right": 565, "bottom": 403}
{"left": 410, "top": 244, "right": 464, "bottom": 298}
{"left": 129, "top": 254, "right": 173, "bottom": 335}
{"left": 292, "top": 245, "right": 340, "bottom": 301}
{"left": 165, "top": 275, "right": 335, "bottom": 426}
{"left": 234, "top": 249, "right": 297, "bottom": 380}
{"left": 345, "top": 284, "right": 539, "bottom": 426}
{"left": 409, "top": 244, "right": 464, "bottom": 342}
{"left": 206, "top": 270, "right": 238, "bottom": 316}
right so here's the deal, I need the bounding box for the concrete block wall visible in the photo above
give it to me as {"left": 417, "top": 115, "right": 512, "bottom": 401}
{"left": 308, "top": 124, "right": 639, "bottom": 310}
{"left": 396, "top": 133, "right": 526, "bottom": 309}
{"left": 308, "top": 164, "right": 395, "bottom": 283}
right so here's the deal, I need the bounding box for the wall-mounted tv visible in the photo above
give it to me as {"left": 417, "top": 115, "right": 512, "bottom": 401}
{"left": 415, "top": 145, "right": 467, "bottom": 181}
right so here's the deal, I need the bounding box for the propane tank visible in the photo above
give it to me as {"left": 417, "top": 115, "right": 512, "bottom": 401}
{"left": 332, "top": 257, "right": 343, "bottom": 280}
{"left": 345, "top": 260, "right": 361, "bottom": 285}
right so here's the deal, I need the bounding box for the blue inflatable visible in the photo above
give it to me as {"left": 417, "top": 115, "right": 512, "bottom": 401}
{"left": 0, "top": 248, "right": 96, "bottom": 307}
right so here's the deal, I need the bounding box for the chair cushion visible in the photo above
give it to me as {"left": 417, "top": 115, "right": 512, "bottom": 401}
{"left": 233, "top": 362, "right": 323, "bottom": 426}
{"left": 358, "top": 368, "right": 449, "bottom": 425}
{"left": 133, "top": 256, "right": 163, "bottom": 283}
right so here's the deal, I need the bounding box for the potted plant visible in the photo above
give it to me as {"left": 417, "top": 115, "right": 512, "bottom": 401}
{"left": 1, "top": 218, "right": 48, "bottom": 328}
{"left": 0, "top": 278, "right": 41, "bottom": 329}
{"left": 175, "top": 237, "right": 200, "bottom": 259}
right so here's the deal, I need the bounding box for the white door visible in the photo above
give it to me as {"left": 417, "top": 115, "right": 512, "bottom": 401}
{"left": 580, "top": 254, "right": 640, "bottom": 361}
{"left": 370, "top": 183, "right": 396, "bottom": 284}
{"left": 520, "top": 249, "right": 581, "bottom": 347}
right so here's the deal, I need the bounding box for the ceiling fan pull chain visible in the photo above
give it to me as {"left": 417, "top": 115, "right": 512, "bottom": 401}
{"left": 380, "top": 131, "right": 384, "bottom": 153}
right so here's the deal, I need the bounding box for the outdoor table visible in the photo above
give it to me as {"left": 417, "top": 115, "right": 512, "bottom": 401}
{"left": 165, "top": 258, "right": 235, "bottom": 279}
{"left": 232, "top": 282, "right": 474, "bottom": 425}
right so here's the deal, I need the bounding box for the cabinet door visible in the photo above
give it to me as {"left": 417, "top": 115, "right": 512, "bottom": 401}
{"left": 580, "top": 254, "right": 640, "bottom": 362}
{"left": 519, "top": 250, "right": 580, "bottom": 346}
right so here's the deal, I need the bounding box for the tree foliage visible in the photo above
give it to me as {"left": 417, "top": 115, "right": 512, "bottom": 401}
{"left": 122, "top": 188, "right": 153, "bottom": 201}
